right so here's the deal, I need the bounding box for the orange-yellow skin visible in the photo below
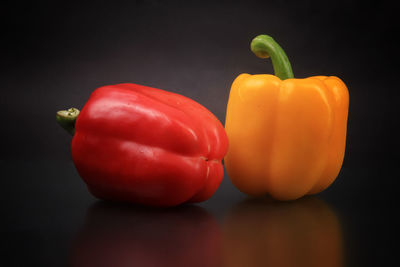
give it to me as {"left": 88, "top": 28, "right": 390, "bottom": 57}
{"left": 224, "top": 74, "right": 349, "bottom": 200}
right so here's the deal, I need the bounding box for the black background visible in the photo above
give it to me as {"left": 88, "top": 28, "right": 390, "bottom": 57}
{"left": 2, "top": 0, "right": 399, "bottom": 266}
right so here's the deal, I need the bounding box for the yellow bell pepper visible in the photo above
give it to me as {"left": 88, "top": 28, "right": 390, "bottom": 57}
{"left": 224, "top": 35, "right": 349, "bottom": 200}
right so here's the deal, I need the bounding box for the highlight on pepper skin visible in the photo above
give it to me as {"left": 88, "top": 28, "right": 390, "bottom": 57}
{"left": 71, "top": 202, "right": 222, "bottom": 267}
{"left": 57, "top": 83, "right": 228, "bottom": 207}
{"left": 222, "top": 196, "right": 343, "bottom": 267}
{"left": 224, "top": 34, "right": 349, "bottom": 200}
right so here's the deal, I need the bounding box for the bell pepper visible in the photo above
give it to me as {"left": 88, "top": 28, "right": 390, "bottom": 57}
{"left": 224, "top": 34, "right": 349, "bottom": 200}
{"left": 57, "top": 83, "right": 228, "bottom": 207}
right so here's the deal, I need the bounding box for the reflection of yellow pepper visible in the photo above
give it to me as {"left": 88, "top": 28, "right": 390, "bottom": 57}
{"left": 224, "top": 35, "right": 349, "bottom": 200}
{"left": 223, "top": 197, "right": 343, "bottom": 267}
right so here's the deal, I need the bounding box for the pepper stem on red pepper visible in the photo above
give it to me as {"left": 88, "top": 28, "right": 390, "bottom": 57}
{"left": 56, "top": 108, "right": 80, "bottom": 135}
{"left": 250, "top": 34, "right": 294, "bottom": 80}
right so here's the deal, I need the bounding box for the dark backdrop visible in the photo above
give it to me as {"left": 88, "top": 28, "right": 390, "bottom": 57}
{"left": 2, "top": 0, "right": 398, "bottom": 266}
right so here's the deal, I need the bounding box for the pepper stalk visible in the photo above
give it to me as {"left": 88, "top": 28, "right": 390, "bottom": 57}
{"left": 250, "top": 34, "right": 294, "bottom": 80}
{"left": 56, "top": 108, "right": 80, "bottom": 135}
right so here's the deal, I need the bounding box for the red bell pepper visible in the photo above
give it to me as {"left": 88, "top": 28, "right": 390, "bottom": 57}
{"left": 56, "top": 83, "right": 228, "bottom": 206}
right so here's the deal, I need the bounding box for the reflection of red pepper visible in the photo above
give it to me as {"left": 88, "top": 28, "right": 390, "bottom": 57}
{"left": 56, "top": 83, "right": 228, "bottom": 206}
{"left": 72, "top": 202, "right": 221, "bottom": 267}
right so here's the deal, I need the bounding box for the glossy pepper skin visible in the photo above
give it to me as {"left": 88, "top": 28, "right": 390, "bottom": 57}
{"left": 57, "top": 83, "right": 228, "bottom": 207}
{"left": 224, "top": 35, "right": 349, "bottom": 200}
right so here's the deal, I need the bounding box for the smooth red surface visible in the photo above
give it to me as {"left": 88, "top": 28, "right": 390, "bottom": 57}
{"left": 71, "top": 83, "right": 228, "bottom": 206}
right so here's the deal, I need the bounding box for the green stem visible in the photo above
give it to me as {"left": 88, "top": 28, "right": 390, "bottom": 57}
{"left": 250, "top": 34, "right": 294, "bottom": 80}
{"left": 56, "top": 108, "right": 80, "bottom": 135}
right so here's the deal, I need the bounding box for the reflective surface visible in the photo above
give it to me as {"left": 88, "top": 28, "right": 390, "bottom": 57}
{"left": 1, "top": 160, "right": 397, "bottom": 266}
{"left": 72, "top": 203, "right": 221, "bottom": 267}
{"left": 223, "top": 197, "right": 342, "bottom": 267}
